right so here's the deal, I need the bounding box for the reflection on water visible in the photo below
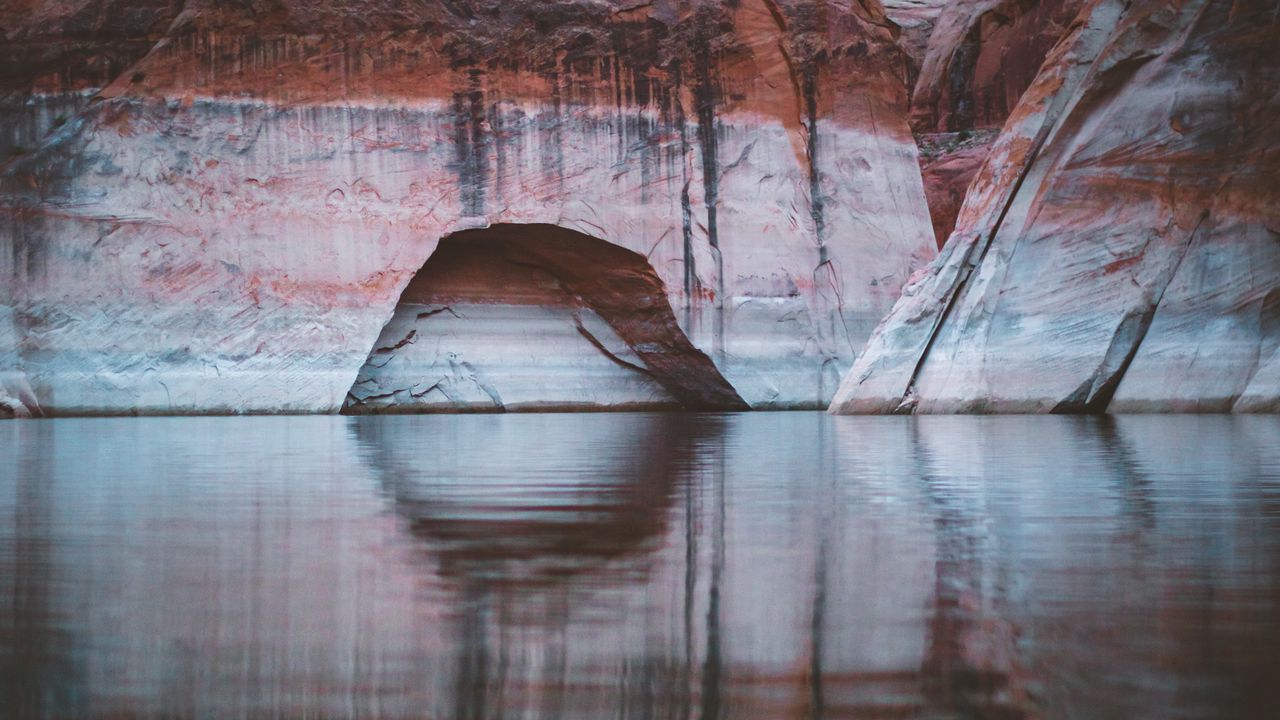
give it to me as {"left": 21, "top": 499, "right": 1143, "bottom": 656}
{"left": 2, "top": 413, "right": 1279, "bottom": 719}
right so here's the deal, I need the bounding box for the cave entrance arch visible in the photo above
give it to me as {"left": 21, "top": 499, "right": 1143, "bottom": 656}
{"left": 342, "top": 224, "right": 746, "bottom": 414}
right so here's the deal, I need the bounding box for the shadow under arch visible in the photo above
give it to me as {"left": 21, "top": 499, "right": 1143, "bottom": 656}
{"left": 342, "top": 224, "right": 746, "bottom": 414}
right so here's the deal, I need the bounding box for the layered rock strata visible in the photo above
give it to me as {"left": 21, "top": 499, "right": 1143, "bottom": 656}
{"left": 831, "top": 0, "right": 1280, "bottom": 414}
{"left": 0, "top": 0, "right": 936, "bottom": 416}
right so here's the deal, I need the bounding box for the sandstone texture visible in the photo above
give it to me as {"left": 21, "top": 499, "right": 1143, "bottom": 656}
{"left": 344, "top": 225, "right": 746, "bottom": 413}
{"left": 1, "top": 0, "right": 937, "bottom": 416}
{"left": 831, "top": 0, "right": 1280, "bottom": 414}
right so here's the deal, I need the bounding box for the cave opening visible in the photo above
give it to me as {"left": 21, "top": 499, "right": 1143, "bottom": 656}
{"left": 341, "top": 224, "right": 746, "bottom": 414}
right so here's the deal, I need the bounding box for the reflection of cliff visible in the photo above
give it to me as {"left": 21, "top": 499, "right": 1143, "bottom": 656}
{"left": 351, "top": 413, "right": 690, "bottom": 589}
{"left": 349, "top": 413, "right": 732, "bottom": 718}
{"left": 907, "top": 421, "right": 1035, "bottom": 720}
{"left": 0, "top": 423, "right": 86, "bottom": 717}
{"left": 351, "top": 413, "right": 1280, "bottom": 718}
{"left": 4, "top": 414, "right": 1279, "bottom": 716}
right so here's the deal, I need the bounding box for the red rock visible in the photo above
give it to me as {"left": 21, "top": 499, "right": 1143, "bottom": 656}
{"left": 901, "top": 0, "right": 1083, "bottom": 254}
{"left": 909, "top": 0, "right": 1087, "bottom": 133}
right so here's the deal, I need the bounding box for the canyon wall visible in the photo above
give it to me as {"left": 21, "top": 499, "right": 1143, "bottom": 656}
{"left": 10, "top": 0, "right": 1272, "bottom": 417}
{"left": 831, "top": 0, "right": 1280, "bottom": 414}
{"left": 0, "top": 0, "right": 936, "bottom": 416}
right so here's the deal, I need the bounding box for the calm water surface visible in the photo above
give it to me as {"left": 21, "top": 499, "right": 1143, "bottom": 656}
{"left": 2, "top": 413, "right": 1279, "bottom": 719}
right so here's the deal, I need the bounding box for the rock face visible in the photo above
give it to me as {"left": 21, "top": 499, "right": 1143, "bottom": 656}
{"left": 831, "top": 0, "right": 1280, "bottom": 414}
{"left": 0, "top": 0, "right": 936, "bottom": 416}
{"left": 879, "top": 0, "right": 950, "bottom": 88}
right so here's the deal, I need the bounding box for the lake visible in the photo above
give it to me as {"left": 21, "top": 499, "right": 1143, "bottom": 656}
{"left": 2, "top": 413, "right": 1278, "bottom": 719}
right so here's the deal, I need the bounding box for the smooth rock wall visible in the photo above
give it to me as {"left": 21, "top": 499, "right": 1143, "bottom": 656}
{"left": 831, "top": 0, "right": 1280, "bottom": 414}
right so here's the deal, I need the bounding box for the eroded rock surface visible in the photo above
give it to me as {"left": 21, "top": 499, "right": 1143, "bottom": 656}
{"left": 344, "top": 225, "right": 745, "bottom": 413}
{"left": 880, "top": 0, "right": 950, "bottom": 87}
{"left": 0, "top": 0, "right": 935, "bottom": 415}
{"left": 831, "top": 0, "right": 1280, "bottom": 414}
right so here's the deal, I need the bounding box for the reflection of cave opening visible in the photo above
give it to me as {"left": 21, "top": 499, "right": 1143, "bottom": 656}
{"left": 349, "top": 412, "right": 728, "bottom": 716}
{"left": 343, "top": 224, "right": 745, "bottom": 414}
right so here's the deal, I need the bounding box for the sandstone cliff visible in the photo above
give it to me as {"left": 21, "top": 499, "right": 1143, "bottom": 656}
{"left": 831, "top": 0, "right": 1280, "bottom": 414}
{"left": 1, "top": 0, "right": 936, "bottom": 416}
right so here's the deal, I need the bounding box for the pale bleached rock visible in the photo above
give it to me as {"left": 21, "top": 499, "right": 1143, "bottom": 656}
{"left": 351, "top": 303, "right": 677, "bottom": 413}
{"left": 0, "top": 304, "right": 38, "bottom": 418}
{"left": 831, "top": 0, "right": 1280, "bottom": 414}
{"left": 1234, "top": 349, "right": 1280, "bottom": 413}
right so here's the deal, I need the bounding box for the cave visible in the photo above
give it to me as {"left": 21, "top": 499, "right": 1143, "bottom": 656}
{"left": 341, "top": 224, "right": 747, "bottom": 414}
